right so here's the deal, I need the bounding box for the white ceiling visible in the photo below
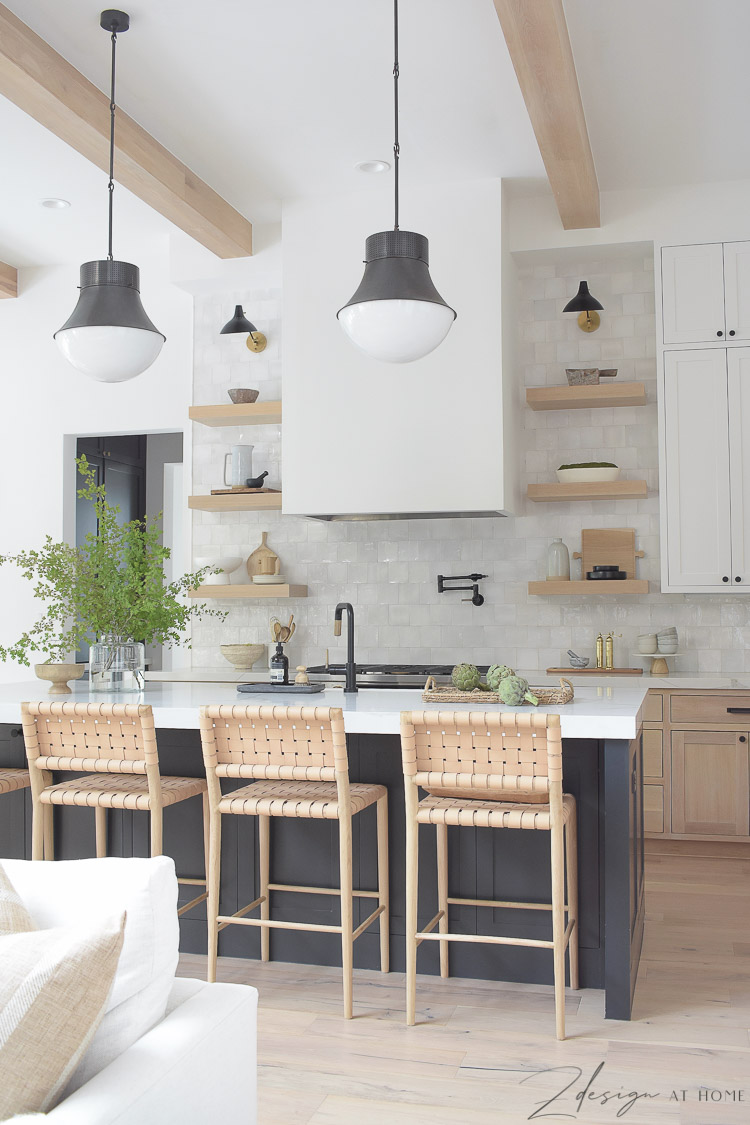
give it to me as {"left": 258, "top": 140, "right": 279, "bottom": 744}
{"left": 564, "top": 0, "right": 750, "bottom": 192}
{"left": 3, "top": 0, "right": 546, "bottom": 236}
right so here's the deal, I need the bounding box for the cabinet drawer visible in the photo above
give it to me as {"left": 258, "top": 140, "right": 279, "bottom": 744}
{"left": 644, "top": 784, "right": 664, "bottom": 834}
{"left": 670, "top": 694, "right": 750, "bottom": 725}
{"left": 643, "top": 692, "right": 663, "bottom": 723}
{"left": 643, "top": 729, "right": 663, "bottom": 778}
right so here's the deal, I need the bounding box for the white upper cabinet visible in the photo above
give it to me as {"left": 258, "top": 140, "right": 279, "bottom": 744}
{"left": 661, "top": 243, "right": 726, "bottom": 344}
{"left": 728, "top": 348, "right": 750, "bottom": 586}
{"left": 662, "top": 241, "right": 750, "bottom": 346}
{"left": 722, "top": 242, "right": 750, "bottom": 342}
{"left": 663, "top": 349, "right": 732, "bottom": 589}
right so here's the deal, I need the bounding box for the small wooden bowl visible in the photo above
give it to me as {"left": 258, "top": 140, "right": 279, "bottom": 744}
{"left": 220, "top": 643, "right": 265, "bottom": 670}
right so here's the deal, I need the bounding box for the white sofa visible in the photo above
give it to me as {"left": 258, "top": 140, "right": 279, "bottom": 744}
{"left": 3, "top": 857, "right": 257, "bottom": 1125}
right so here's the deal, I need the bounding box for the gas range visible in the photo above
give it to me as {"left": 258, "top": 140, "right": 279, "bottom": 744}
{"left": 306, "top": 663, "right": 489, "bottom": 689}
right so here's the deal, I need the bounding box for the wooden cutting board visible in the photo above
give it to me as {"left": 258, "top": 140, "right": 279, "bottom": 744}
{"left": 572, "top": 528, "right": 643, "bottom": 579}
{"left": 547, "top": 666, "right": 643, "bottom": 676}
{"left": 246, "top": 531, "right": 280, "bottom": 578}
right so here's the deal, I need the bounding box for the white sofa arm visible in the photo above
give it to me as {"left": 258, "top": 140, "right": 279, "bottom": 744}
{"left": 46, "top": 980, "right": 257, "bottom": 1125}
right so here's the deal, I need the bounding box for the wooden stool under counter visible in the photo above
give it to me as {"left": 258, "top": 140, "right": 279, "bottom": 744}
{"left": 400, "top": 709, "right": 578, "bottom": 1039}
{"left": 21, "top": 701, "right": 209, "bottom": 917}
{"left": 199, "top": 704, "right": 389, "bottom": 1018}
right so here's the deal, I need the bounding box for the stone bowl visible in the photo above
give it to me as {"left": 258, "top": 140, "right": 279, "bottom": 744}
{"left": 220, "top": 644, "right": 266, "bottom": 671}
{"left": 228, "top": 388, "right": 260, "bottom": 404}
{"left": 34, "top": 663, "right": 85, "bottom": 695}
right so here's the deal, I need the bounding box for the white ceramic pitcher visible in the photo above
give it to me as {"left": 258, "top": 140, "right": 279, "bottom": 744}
{"left": 224, "top": 444, "right": 254, "bottom": 487}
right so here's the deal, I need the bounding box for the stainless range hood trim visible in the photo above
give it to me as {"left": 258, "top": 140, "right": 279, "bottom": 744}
{"left": 302, "top": 510, "right": 510, "bottom": 522}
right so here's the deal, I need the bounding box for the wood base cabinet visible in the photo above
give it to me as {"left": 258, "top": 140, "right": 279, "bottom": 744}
{"left": 671, "top": 730, "right": 749, "bottom": 836}
{"left": 643, "top": 690, "right": 750, "bottom": 842}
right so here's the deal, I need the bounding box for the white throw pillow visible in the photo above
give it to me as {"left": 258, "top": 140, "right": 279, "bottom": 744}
{"left": 2, "top": 857, "right": 179, "bottom": 1093}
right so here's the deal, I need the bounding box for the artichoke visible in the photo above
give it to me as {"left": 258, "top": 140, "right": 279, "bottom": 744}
{"left": 451, "top": 663, "right": 481, "bottom": 691}
{"left": 486, "top": 664, "right": 515, "bottom": 690}
{"left": 497, "top": 675, "right": 539, "bottom": 707}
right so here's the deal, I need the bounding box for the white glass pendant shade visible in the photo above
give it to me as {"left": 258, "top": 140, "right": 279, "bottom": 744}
{"left": 55, "top": 261, "right": 165, "bottom": 383}
{"left": 55, "top": 324, "right": 164, "bottom": 382}
{"left": 337, "top": 231, "right": 455, "bottom": 364}
{"left": 339, "top": 298, "right": 454, "bottom": 363}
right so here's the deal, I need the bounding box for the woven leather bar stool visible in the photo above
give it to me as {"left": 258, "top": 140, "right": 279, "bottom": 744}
{"left": 400, "top": 709, "right": 578, "bottom": 1039}
{"left": 0, "top": 767, "right": 34, "bottom": 850}
{"left": 22, "top": 701, "right": 209, "bottom": 917}
{"left": 199, "top": 704, "right": 389, "bottom": 1018}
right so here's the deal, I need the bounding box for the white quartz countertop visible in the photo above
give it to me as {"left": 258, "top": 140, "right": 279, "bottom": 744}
{"left": 0, "top": 679, "right": 654, "bottom": 740}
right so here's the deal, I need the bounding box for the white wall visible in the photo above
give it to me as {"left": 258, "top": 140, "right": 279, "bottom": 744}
{"left": 0, "top": 247, "right": 192, "bottom": 682}
{"left": 281, "top": 178, "right": 510, "bottom": 516}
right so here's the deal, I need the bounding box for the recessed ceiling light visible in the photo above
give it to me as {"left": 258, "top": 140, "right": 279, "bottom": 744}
{"left": 354, "top": 160, "right": 391, "bottom": 174}
{"left": 40, "top": 198, "right": 71, "bottom": 209}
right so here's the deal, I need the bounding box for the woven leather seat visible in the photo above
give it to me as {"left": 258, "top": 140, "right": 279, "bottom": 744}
{"left": 0, "top": 768, "right": 30, "bottom": 795}
{"left": 41, "top": 773, "right": 207, "bottom": 811}
{"left": 218, "top": 779, "right": 386, "bottom": 819}
{"left": 22, "top": 702, "right": 209, "bottom": 920}
{"left": 200, "top": 704, "right": 390, "bottom": 1018}
{"left": 417, "top": 792, "right": 575, "bottom": 830}
{"left": 401, "top": 709, "right": 578, "bottom": 1040}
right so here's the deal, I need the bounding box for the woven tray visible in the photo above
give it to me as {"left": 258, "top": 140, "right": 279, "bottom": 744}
{"left": 421, "top": 676, "right": 574, "bottom": 706}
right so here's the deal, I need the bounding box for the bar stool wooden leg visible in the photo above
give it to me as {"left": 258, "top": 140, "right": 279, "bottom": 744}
{"left": 436, "top": 822, "right": 449, "bottom": 979}
{"left": 566, "top": 810, "right": 579, "bottom": 990}
{"left": 258, "top": 814, "right": 270, "bottom": 963}
{"left": 550, "top": 821, "right": 566, "bottom": 1040}
{"left": 202, "top": 790, "right": 210, "bottom": 886}
{"left": 339, "top": 812, "right": 354, "bottom": 1019}
{"left": 207, "top": 810, "right": 221, "bottom": 984}
{"left": 32, "top": 799, "right": 44, "bottom": 861}
{"left": 150, "top": 805, "right": 163, "bottom": 858}
{"left": 95, "top": 807, "right": 107, "bottom": 858}
{"left": 376, "top": 794, "right": 389, "bottom": 974}
{"left": 405, "top": 780, "right": 419, "bottom": 1026}
{"left": 43, "top": 804, "right": 54, "bottom": 861}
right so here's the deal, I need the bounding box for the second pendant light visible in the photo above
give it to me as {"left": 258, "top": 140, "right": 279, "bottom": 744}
{"left": 337, "top": 0, "right": 456, "bottom": 363}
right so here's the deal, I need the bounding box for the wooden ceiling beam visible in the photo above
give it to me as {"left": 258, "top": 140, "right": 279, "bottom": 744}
{"left": 0, "top": 4, "right": 252, "bottom": 258}
{"left": 0, "top": 260, "right": 18, "bottom": 298}
{"left": 493, "top": 0, "right": 600, "bottom": 230}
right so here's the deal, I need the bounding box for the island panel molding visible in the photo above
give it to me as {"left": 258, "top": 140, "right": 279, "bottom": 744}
{"left": 526, "top": 382, "right": 647, "bottom": 411}
{"left": 0, "top": 3, "right": 252, "bottom": 258}
{"left": 492, "top": 0, "right": 599, "bottom": 230}
{"left": 0, "top": 259, "right": 17, "bottom": 298}
{"left": 189, "top": 402, "right": 282, "bottom": 428}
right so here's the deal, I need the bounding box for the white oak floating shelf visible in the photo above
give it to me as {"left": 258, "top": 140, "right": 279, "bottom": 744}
{"left": 189, "top": 401, "right": 282, "bottom": 427}
{"left": 188, "top": 493, "right": 283, "bottom": 512}
{"left": 526, "top": 382, "right": 647, "bottom": 411}
{"left": 190, "top": 584, "right": 308, "bottom": 600}
{"left": 528, "top": 480, "right": 649, "bottom": 503}
{"left": 529, "top": 580, "right": 649, "bottom": 595}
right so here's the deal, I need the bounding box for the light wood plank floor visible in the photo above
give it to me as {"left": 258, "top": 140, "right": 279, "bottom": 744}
{"left": 179, "top": 846, "right": 750, "bottom": 1124}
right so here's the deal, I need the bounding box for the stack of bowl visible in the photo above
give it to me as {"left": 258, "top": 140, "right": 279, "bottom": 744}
{"left": 637, "top": 633, "right": 657, "bottom": 653}
{"left": 657, "top": 628, "right": 678, "bottom": 654}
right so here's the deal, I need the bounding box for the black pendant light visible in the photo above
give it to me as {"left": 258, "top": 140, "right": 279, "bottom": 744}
{"left": 54, "top": 10, "right": 165, "bottom": 383}
{"left": 563, "top": 280, "right": 604, "bottom": 333}
{"left": 337, "top": 0, "right": 456, "bottom": 364}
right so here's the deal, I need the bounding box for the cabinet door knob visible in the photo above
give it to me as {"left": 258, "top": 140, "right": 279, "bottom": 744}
{"left": 717, "top": 330, "right": 724, "bottom": 337}
{"left": 723, "top": 575, "right": 730, "bottom": 582}
{"left": 736, "top": 576, "right": 742, "bottom": 583}
{"left": 740, "top": 736, "right": 747, "bottom": 743}
{"left": 729, "top": 330, "right": 736, "bottom": 337}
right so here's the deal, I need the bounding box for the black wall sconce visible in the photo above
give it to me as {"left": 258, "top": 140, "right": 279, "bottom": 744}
{"left": 220, "top": 305, "right": 267, "bottom": 353}
{"left": 437, "top": 573, "right": 487, "bottom": 607}
{"left": 563, "top": 280, "right": 603, "bottom": 333}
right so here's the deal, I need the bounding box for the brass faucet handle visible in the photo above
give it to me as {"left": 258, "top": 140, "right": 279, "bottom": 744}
{"left": 333, "top": 619, "right": 342, "bottom": 637}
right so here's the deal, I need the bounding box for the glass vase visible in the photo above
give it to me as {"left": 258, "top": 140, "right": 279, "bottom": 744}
{"left": 90, "top": 635, "right": 145, "bottom": 693}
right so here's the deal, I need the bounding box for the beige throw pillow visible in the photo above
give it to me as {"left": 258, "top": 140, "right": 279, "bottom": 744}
{"left": 0, "top": 865, "right": 35, "bottom": 937}
{"left": 0, "top": 909, "right": 125, "bottom": 1119}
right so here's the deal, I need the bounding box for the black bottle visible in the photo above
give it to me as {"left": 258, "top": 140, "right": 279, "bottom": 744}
{"left": 270, "top": 642, "right": 289, "bottom": 685}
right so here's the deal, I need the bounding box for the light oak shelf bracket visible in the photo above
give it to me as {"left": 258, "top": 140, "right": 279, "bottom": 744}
{"left": 526, "top": 383, "right": 647, "bottom": 411}
{"left": 529, "top": 579, "right": 649, "bottom": 595}
{"left": 190, "top": 584, "right": 307, "bottom": 600}
{"left": 528, "top": 480, "right": 649, "bottom": 503}
{"left": 189, "top": 402, "right": 282, "bottom": 428}
{"left": 189, "top": 493, "right": 283, "bottom": 512}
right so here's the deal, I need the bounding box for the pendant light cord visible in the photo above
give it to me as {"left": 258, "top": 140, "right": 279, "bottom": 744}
{"left": 107, "top": 26, "right": 118, "bottom": 261}
{"left": 393, "top": 0, "right": 399, "bottom": 231}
